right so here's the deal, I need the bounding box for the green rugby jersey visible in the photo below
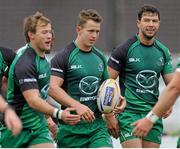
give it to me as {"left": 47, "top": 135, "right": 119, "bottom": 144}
{"left": 7, "top": 44, "right": 50, "bottom": 129}
{"left": 108, "top": 34, "right": 173, "bottom": 113}
{"left": 51, "top": 42, "right": 109, "bottom": 120}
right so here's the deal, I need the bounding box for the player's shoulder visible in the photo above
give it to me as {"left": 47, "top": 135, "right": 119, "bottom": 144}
{"left": 56, "top": 42, "right": 76, "bottom": 56}
{"left": 93, "top": 46, "right": 105, "bottom": 57}
{"left": 92, "top": 46, "right": 108, "bottom": 63}
{"left": 154, "top": 39, "right": 173, "bottom": 60}
{"left": 113, "top": 35, "right": 138, "bottom": 53}
{"left": 0, "top": 46, "right": 16, "bottom": 64}
{"left": 52, "top": 42, "right": 76, "bottom": 62}
{"left": 109, "top": 35, "right": 140, "bottom": 56}
{"left": 154, "top": 38, "right": 169, "bottom": 51}
{"left": 0, "top": 46, "right": 11, "bottom": 51}
{"left": 0, "top": 46, "right": 15, "bottom": 56}
{"left": 16, "top": 46, "right": 37, "bottom": 68}
{"left": 109, "top": 35, "right": 138, "bottom": 59}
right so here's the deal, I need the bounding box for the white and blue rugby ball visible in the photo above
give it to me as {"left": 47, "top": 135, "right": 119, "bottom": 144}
{"left": 97, "top": 79, "right": 121, "bottom": 114}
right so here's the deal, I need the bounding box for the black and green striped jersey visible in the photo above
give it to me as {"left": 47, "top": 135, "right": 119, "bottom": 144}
{"left": 0, "top": 47, "right": 16, "bottom": 94}
{"left": 7, "top": 44, "right": 50, "bottom": 129}
{"left": 108, "top": 34, "right": 173, "bottom": 113}
{"left": 51, "top": 42, "right": 109, "bottom": 119}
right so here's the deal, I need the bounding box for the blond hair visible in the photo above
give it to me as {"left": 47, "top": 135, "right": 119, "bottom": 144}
{"left": 23, "top": 11, "right": 51, "bottom": 42}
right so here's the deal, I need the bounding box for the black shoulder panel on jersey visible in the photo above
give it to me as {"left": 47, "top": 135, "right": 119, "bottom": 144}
{"left": 0, "top": 47, "right": 16, "bottom": 67}
{"left": 0, "top": 47, "right": 16, "bottom": 77}
{"left": 118, "top": 35, "right": 137, "bottom": 67}
{"left": 15, "top": 47, "right": 37, "bottom": 70}
{"left": 108, "top": 35, "right": 137, "bottom": 72}
{"left": 15, "top": 47, "right": 38, "bottom": 91}
{"left": 51, "top": 42, "right": 76, "bottom": 79}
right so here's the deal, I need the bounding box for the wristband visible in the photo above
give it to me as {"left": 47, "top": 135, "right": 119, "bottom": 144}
{"left": 57, "top": 109, "right": 63, "bottom": 119}
{"left": 176, "top": 68, "right": 180, "bottom": 72}
{"left": 53, "top": 108, "right": 63, "bottom": 119}
{"left": 146, "top": 111, "right": 159, "bottom": 124}
{"left": 53, "top": 108, "right": 58, "bottom": 118}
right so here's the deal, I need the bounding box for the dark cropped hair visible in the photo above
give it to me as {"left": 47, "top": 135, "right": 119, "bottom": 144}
{"left": 76, "top": 9, "right": 103, "bottom": 27}
{"left": 138, "top": 4, "right": 160, "bottom": 21}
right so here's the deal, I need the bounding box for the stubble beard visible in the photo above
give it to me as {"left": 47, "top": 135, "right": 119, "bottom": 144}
{"left": 142, "top": 30, "right": 156, "bottom": 40}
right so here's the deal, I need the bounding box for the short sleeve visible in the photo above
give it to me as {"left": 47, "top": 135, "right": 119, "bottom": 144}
{"left": 15, "top": 58, "right": 38, "bottom": 92}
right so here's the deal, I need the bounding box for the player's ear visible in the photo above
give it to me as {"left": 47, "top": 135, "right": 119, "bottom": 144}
{"left": 137, "top": 19, "right": 140, "bottom": 28}
{"left": 76, "top": 26, "right": 81, "bottom": 34}
{"left": 159, "top": 20, "right": 161, "bottom": 26}
{"left": 28, "top": 31, "right": 35, "bottom": 40}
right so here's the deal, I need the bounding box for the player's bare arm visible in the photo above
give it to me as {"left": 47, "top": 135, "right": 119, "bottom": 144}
{"left": 23, "top": 89, "right": 80, "bottom": 125}
{"left": 49, "top": 75, "right": 95, "bottom": 122}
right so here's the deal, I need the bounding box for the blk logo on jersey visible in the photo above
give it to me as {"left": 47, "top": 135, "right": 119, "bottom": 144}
{"left": 129, "top": 57, "right": 140, "bottom": 62}
{"left": 71, "top": 64, "right": 83, "bottom": 69}
{"left": 38, "top": 73, "right": 47, "bottom": 79}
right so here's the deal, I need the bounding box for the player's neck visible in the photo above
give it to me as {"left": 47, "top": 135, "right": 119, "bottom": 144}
{"left": 29, "top": 43, "right": 45, "bottom": 58}
{"left": 74, "top": 39, "right": 92, "bottom": 52}
{"left": 138, "top": 33, "right": 154, "bottom": 46}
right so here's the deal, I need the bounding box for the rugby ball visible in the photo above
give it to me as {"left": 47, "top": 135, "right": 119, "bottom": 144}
{"left": 97, "top": 79, "right": 121, "bottom": 114}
